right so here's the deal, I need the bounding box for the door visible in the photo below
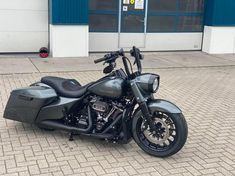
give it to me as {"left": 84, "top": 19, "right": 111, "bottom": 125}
{"left": 119, "top": 0, "right": 147, "bottom": 48}
{"left": 0, "top": 0, "right": 48, "bottom": 52}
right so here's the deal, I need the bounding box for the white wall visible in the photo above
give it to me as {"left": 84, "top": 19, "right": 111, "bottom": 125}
{"left": 50, "top": 25, "right": 89, "bottom": 57}
{"left": 89, "top": 33, "right": 119, "bottom": 52}
{"left": 203, "top": 26, "right": 235, "bottom": 54}
{"left": 145, "top": 33, "right": 202, "bottom": 51}
{"left": 0, "top": 0, "right": 48, "bottom": 10}
{"left": 89, "top": 33, "right": 203, "bottom": 52}
{"left": 0, "top": 0, "right": 48, "bottom": 52}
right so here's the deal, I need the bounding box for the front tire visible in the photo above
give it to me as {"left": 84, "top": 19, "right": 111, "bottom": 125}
{"left": 132, "top": 110, "right": 188, "bottom": 157}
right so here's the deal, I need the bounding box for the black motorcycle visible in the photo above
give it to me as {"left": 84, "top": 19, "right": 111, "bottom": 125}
{"left": 4, "top": 46, "right": 188, "bottom": 157}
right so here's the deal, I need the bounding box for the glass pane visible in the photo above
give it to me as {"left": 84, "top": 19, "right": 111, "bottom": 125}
{"left": 148, "top": 0, "right": 177, "bottom": 12}
{"left": 122, "top": 15, "right": 144, "bottom": 32}
{"left": 179, "top": 0, "right": 205, "bottom": 12}
{"left": 89, "top": 0, "right": 118, "bottom": 11}
{"left": 89, "top": 14, "right": 118, "bottom": 32}
{"left": 177, "top": 16, "right": 203, "bottom": 31}
{"left": 148, "top": 16, "right": 176, "bottom": 32}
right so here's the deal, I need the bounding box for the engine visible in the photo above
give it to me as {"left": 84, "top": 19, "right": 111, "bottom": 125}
{"left": 92, "top": 100, "right": 109, "bottom": 113}
{"left": 63, "top": 96, "right": 124, "bottom": 132}
{"left": 90, "top": 96, "right": 123, "bottom": 131}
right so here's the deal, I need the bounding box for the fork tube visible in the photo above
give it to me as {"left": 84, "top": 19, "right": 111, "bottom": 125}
{"left": 130, "top": 80, "right": 156, "bottom": 130}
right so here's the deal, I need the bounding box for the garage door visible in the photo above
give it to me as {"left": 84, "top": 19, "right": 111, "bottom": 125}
{"left": 89, "top": 0, "right": 205, "bottom": 52}
{"left": 0, "top": 0, "right": 48, "bottom": 52}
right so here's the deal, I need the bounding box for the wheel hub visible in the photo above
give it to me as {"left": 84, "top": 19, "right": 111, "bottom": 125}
{"left": 142, "top": 118, "right": 170, "bottom": 145}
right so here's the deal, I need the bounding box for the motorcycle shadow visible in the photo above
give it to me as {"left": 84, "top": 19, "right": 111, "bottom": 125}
{"left": 11, "top": 122, "right": 132, "bottom": 150}
{"left": 5, "top": 121, "right": 183, "bottom": 159}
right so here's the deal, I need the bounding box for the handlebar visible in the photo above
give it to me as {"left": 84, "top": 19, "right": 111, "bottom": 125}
{"left": 94, "top": 48, "right": 124, "bottom": 64}
{"left": 130, "top": 46, "right": 143, "bottom": 73}
{"left": 94, "top": 56, "right": 107, "bottom": 64}
{"left": 94, "top": 46, "right": 143, "bottom": 76}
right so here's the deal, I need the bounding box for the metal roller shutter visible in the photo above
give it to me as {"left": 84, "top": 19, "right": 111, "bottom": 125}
{"left": 0, "top": 0, "right": 48, "bottom": 52}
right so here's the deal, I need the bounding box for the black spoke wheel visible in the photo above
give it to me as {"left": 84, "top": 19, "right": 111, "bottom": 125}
{"left": 132, "top": 110, "right": 188, "bottom": 157}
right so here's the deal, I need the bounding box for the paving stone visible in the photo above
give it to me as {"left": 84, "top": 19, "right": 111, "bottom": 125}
{"left": 0, "top": 57, "right": 235, "bottom": 175}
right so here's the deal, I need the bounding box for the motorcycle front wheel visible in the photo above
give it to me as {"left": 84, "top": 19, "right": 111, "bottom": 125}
{"left": 132, "top": 110, "right": 188, "bottom": 157}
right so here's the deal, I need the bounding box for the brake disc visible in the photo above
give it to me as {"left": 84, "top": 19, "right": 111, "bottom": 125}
{"left": 142, "top": 118, "right": 170, "bottom": 145}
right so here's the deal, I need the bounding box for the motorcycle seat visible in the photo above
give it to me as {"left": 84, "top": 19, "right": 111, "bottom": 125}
{"left": 41, "top": 76, "right": 90, "bottom": 98}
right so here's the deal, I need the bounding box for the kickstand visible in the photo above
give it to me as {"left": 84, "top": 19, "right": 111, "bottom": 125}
{"left": 69, "top": 133, "right": 74, "bottom": 141}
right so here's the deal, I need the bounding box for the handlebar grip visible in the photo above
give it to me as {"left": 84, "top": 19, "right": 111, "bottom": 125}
{"left": 94, "top": 49, "right": 124, "bottom": 64}
{"left": 94, "top": 57, "right": 106, "bottom": 64}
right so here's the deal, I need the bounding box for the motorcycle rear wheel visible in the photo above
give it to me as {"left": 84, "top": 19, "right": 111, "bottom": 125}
{"left": 132, "top": 110, "right": 188, "bottom": 157}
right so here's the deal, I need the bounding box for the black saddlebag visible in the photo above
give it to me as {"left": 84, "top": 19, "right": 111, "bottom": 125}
{"left": 4, "top": 86, "right": 57, "bottom": 123}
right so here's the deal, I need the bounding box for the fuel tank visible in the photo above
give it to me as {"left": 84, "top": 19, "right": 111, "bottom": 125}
{"left": 88, "top": 77, "right": 124, "bottom": 98}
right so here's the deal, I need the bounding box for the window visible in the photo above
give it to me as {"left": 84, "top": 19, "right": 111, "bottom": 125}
{"left": 147, "top": 0, "right": 205, "bottom": 32}
{"left": 148, "top": 16, "right": 176, "bottom": 32}
{"left": 122, "top": 15, "right": 145, "bottom": 32}
{"left": 149, "top": 0, "right": 177, "bottom": 12}
{"left": 89, "top": 0, "right": 117, "bottom": 11}
{"left": 179, "top": 0, "right": 204, "bottom": 12}
{"left": 89, "top": 14, "right": 118, "bottom": 32}
{"left": 89, "top": 0, "right": 119, "bottom": 32}
{"left": 177, "top": 16, "right": 203, "bottom": 31}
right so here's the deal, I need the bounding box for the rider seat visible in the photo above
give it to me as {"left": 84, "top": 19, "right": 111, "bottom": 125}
{"left": 41, "top": 76, "right": 90, "bottom": 98}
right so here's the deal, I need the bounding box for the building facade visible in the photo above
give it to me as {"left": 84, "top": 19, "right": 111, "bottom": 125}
{"left": 0, "top": 0, "right": 234, "bottom": 57}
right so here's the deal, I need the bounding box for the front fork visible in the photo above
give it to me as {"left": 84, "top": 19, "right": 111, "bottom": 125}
{"left": 130, "top": 81, "right": 156, "bottom": 130}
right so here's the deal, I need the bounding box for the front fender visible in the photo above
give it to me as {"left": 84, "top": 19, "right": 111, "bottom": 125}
{"left": 148, "top": 99, "right": 182, "bottom": 114}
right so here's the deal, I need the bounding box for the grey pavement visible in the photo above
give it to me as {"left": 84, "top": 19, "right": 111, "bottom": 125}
{"left": 0, "top": 52, "right": 235, "bottom": 176}
{"left": 0, "top": 52, "right": 235, "bottom": 74}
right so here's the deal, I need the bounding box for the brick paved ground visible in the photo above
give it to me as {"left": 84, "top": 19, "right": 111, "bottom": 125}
{"left": 0, "top": 66, "right": 235, "bottom": 175}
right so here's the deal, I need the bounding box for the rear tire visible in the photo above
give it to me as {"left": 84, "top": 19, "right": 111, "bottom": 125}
{"left": 132, "top": 110, "right": 188, "bottom": 157}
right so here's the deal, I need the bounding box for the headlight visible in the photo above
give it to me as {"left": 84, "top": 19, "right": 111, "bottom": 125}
{"left": 136, "top": 74, "right": 160, "bottom": 93}
{"left": 152, "top": 78, "right": 159, "bottom": 93}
